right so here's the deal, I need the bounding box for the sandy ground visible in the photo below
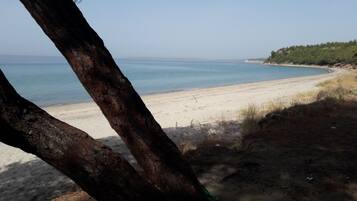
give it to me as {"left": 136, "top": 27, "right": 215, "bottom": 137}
{"left": 0, "top": 68, "right": 344, "bottom": 200}
{"left": 45, "top": 67, "right": 342, "bottom": 138}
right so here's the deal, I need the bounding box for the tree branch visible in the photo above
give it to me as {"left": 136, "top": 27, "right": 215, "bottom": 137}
{"left": 0, "top": 70, "right": 166, "bottom": 201}
{"left": 18, "top": 0, "right": 208, "bottom": 200}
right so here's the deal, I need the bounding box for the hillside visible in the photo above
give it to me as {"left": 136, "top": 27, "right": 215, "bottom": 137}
{"left": 265, "top": 41, "right": 357, "bottom": 69}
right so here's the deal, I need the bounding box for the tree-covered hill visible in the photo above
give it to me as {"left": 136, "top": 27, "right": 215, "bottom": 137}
{"left": 265, "top": 41, "right": 357, "bottom": 67}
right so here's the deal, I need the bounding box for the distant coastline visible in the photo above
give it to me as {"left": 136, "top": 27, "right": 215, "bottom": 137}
{"left": 264, "top": 40, "right": 357, "bottom": 70}
{"left": 262, "top": 62, "right": 355, "bottom": 73}
{"left": 244, "top": 59, "right": 335, "bottom": 73}
{"left": 263, "top": 62, "right": 334, "bottom": 71}
{"left": 244, "top": 59, "right": 265, "bottom": 64}
{"left": 2, "top": 58, "right": 328, "bottom": 106}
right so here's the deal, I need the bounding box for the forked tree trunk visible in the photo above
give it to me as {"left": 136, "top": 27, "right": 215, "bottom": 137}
{"left": 0, "top": 71, "right": 166, "bottom": 201}
{"left": 18, "top": 0, "right": 209, "bottom": 200}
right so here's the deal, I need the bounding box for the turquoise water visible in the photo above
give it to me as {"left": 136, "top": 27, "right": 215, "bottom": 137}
{"left": 0, "top": 58, "right": 328, "bottom": 106}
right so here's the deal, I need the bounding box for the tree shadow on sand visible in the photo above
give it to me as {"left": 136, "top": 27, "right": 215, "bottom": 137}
{"left": 0, "top": 160, "right": 76, "bottom": 201}
{"left": 0, "top": 122, "right": 240, "bottom": 201}
{"left": 4, "top": 99, "right": 357, "bottom": 201}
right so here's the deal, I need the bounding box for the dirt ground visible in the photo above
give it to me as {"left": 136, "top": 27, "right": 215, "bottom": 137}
{"left": 54, "top": 98, "right": 357, "bottom": 201}
{"left": 187, "top": 99, "right": 357, "bottom": 201}
{"left": 2, "top": 99, "right": 357, "bottom": 201}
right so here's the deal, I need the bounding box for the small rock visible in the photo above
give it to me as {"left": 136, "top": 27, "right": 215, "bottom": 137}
{"left": 305, "top": 176, "right": 314, "bottom": 183}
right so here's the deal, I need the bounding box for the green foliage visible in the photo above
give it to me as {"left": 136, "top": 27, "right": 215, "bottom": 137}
{"left": 266, "top": 40, "right": 357, "bottom": 66}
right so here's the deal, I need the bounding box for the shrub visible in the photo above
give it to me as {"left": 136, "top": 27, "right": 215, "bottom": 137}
{"left": 239, "top": 104, "right": 262, "bottom": 136}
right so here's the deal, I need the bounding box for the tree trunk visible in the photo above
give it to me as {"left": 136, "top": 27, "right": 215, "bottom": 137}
{"left": 0, "top": 71, "right": 166, "bottom": 201}
{"left": 19, "top": 0, "right": 209, "bottom": 200}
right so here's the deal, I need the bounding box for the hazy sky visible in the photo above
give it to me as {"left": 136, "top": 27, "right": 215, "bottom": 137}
{"left": 0, "top": 0, "right": 356, "bottom": 59}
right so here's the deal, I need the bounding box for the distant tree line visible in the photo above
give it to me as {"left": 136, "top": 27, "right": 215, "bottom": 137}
{"left": 265, "top": 40, "right": 357, "bottom": 66}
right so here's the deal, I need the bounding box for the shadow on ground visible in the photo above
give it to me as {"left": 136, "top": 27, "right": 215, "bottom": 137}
{"left": 0, "top": 160, "right": 76, "bottom": 201}
{"left": 0, "top": 122, "right": 240, "bottom": 201}
{"left": 186, "top": 99, "right": 357, "bottom": 201}
{"left": 2, "top": 99, "right": 357, "bottom": 201}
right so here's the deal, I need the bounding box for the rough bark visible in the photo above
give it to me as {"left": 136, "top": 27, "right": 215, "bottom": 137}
{"left": 0, "top": 71, "right": 166, "bottom": 201}
{"left": 19, "top": 0, "right": 209, "bottom": 200}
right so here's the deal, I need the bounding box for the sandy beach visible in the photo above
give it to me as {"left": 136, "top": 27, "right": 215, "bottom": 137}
{"left": 45, "top": 67, "right": 342, "bottom": 138}
{"left": 0, "top": 67, "right": 345, "bottom": 200}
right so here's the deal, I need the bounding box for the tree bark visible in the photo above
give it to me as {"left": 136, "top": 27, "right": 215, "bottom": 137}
{"left": 0, "top": 71, "right": 166, "bottom": 201}
{"left": 19, "top": 0, "right": 209, "bottom": 200}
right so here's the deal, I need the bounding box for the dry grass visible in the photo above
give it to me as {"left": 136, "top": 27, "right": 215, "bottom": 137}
{"left": 239, "top": 104, "right": 263, "bottom": 136}
{"left": 318, "top": 72, "right": 357, "bottom": 89}
{"left": 290, "top": 91, "right": 319, "bottom": 106}
{"left": 264, "top": 99, "right": 286, "bottom": 112}
{"left": 238, "top": 71, "right": 357, "bottom": 137}
{"left": 317, "top": 72, "right": 357, "bottom": 100}
{"left": 188, "top": 99, "right": 357, "bottom": 201}
{"left": 181, "top": 72, "right": 357, "bottom": 153}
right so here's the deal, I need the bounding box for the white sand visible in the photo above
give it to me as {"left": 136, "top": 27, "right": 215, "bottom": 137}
{"left": 0, "top": 68, "right": 344, "bottom": 200}
{"left": 1, "top": 68, "right": 343, "bottom": 163}
{"left": 44, "top": 68, "right": 343, "bottom": 138}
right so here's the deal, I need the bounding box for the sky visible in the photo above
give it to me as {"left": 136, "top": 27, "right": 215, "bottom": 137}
{"left": 0, "top": 0, "right": 356, "bottom": 59}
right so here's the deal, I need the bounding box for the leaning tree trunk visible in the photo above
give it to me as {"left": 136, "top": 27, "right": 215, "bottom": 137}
{"left": 19, "top": 0, "right": 210, "bottom": 200}
{"left": 0, "top": 71, "right": 167, "bottom": 201}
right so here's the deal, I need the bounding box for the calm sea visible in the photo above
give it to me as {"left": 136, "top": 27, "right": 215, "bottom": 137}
{"left": 0, "top": 57, "right": 328, "bottom": 106}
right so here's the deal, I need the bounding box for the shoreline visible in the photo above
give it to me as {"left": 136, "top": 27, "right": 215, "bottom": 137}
{"left": 0, "top": 65, "right": 345, "bottom": 193}
{"left": 41, "top": 64, "right": 332, "bottom": 108}
{"left": 43, "top": 67, "right": 344, "bottom": 139}
{"left": 245, "top": 60, "right": 334, "bottom": 70}
{"left": 43, "top": 70, "right": 333, "bottom": 108}
{"left": 263, "top": 62, "right": 333, "bottom": 70}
